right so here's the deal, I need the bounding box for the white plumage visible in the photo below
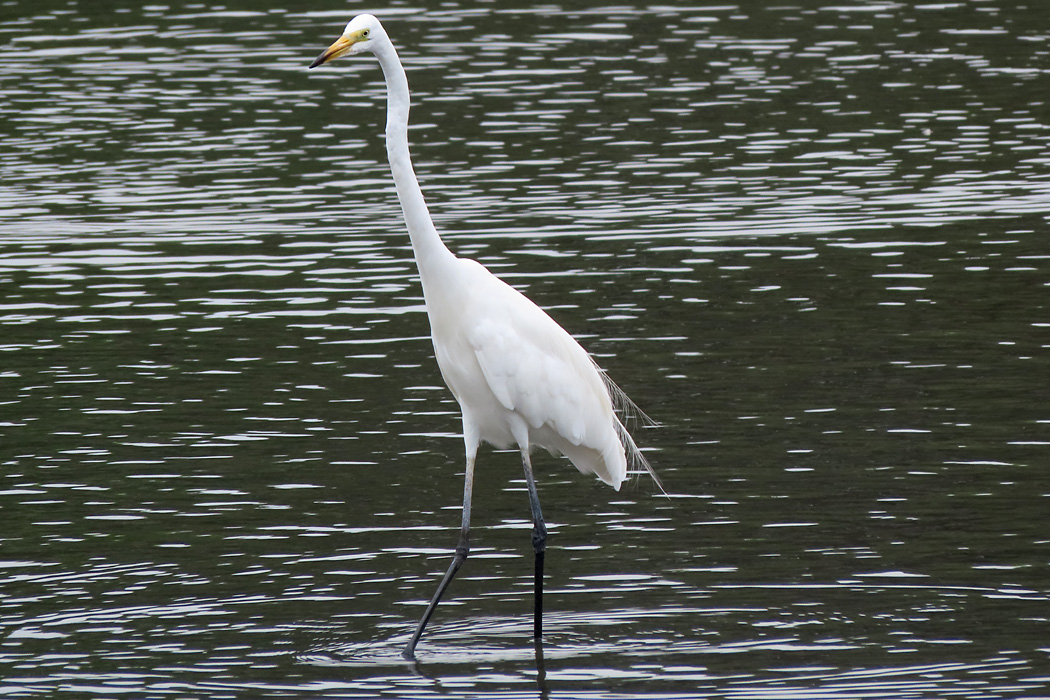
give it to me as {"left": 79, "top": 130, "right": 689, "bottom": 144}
{"left": 310, "top": 13, "right": 660, "bottom": 659}
{"left": 428, "top": 256, "right": 634, "bottom": 489}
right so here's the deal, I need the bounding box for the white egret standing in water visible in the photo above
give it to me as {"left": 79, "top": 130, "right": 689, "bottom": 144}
{"left": 310, "top": 14, "right": 662, "bottom": 659}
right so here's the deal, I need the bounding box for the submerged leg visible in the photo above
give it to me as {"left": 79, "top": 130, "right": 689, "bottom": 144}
{"left": 403, "top": 452, "right": 476, "bottom": 659}
{"left": 520, "top": 447, "right": 547, "bottom": 639}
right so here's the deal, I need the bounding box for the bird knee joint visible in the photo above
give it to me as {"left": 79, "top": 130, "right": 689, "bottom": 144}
{"left": 531, "top": 528, "right": 546, "bottom": 553}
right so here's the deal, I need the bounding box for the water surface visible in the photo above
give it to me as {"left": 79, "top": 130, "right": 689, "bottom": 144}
{"left": 2, "top": 1, "right": 1049, "bottom": 697}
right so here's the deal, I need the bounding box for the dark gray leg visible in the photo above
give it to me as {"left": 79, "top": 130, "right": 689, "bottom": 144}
{"left": 520, "top": 448, "right": 547, "bottom": 639}
{"left": 403, "top": 454, "right": 475, "bottom": 659}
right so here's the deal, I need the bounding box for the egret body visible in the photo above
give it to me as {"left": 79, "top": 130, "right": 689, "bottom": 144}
{"left": 310, "top": 14, "right": 661, "bottom": 659}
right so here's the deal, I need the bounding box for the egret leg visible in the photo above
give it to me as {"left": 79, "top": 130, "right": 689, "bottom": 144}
{"left": 403, "top": 454, "right": 475, "bottom": 659}
{"left": 520, "top": 448, "right": 547, "bottom": 640}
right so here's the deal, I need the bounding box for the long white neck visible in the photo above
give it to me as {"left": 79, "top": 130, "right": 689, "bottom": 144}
{"left": 371, "top": 38, "right": 454, "bottom": 279}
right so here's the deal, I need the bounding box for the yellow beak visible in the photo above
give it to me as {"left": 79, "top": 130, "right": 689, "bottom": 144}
{"left": 310, "top": 34, "right": 357, "bottom": 69}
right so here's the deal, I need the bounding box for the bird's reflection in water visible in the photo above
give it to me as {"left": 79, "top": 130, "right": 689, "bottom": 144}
{"left": 399, "top": 636, "right": 548, "bottom": 697}
{"left": 534, "top": 638, "right": 549, "bottom": 699}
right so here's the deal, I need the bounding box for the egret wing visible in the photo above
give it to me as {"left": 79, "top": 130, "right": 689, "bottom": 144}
{"left": 466, "top": 289, "right": 611, "bottom": 448}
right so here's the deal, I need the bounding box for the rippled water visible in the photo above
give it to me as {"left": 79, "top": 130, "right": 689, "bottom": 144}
{"left": 3, "top": 1, "right": 1050, "bottom": 698}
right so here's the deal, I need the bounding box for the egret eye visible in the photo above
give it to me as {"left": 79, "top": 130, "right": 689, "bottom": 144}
{"left": 362, "top": 29, "right": 370, "bottom": 37}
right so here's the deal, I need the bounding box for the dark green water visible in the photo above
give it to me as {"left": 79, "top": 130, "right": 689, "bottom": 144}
{"left": 2, "top": 1, "right": 1049, "bottom": 697}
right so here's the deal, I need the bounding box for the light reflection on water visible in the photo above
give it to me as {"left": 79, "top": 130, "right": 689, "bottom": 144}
{"left": 2, "top": 1, "right": 1050, "bottom": 698}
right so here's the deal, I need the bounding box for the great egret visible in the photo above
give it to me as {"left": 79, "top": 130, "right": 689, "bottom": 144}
{"left": 310, "top": 14, "right": 662, "bottom": 659}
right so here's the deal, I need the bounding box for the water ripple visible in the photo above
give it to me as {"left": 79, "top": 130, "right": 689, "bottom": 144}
{"left": 3, "top": 2, "right": 1050, "bottom": 698}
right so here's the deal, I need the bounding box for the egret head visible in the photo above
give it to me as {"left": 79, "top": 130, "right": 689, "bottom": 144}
{"left": 309, "top": 14, "right": 386, "bottom": 68}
